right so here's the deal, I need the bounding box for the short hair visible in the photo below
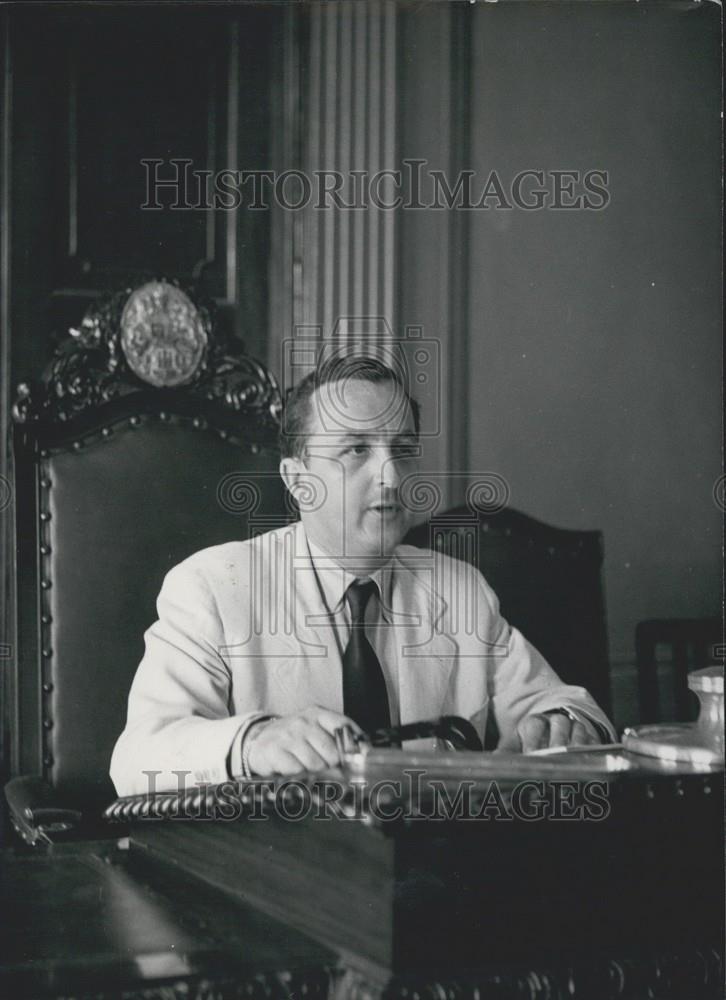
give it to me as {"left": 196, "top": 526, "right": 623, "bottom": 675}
{"left": 279, "top": 353, "right": 421, "bottom": 460}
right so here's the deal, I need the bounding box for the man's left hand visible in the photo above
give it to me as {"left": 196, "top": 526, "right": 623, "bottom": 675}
{"left": 518, "top": 711, "right": 600, "bottom": 753}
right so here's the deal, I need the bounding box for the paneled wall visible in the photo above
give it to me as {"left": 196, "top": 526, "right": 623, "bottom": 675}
{"left": 0, "top": 5, "right": 275, "bottom": 784}
{"left": 3, "top": 6, "right": 273, "bottom": 364}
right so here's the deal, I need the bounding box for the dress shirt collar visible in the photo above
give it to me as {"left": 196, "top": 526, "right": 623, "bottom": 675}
{"left": 303, "top": 527, "right": 394, "bottom": 623}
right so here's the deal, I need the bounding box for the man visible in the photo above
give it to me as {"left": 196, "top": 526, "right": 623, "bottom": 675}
{"left": 110, "top": 355, "right": 614, "bottom": 797}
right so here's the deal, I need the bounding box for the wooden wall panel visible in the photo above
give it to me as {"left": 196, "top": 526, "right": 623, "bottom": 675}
{"left": 0, "top": 5, "right": 275, "bottom": 813}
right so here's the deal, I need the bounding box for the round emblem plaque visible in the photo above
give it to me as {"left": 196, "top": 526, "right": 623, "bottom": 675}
{"left": 120, "top": 281, "right": 207, "bottom": 387}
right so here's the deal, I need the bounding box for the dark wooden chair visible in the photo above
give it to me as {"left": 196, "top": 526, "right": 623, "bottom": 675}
{"left": 3, "top": 281, "right": 288, "bottom": 844}
{"left": 405, "top": 504, "right": 611, "bottom": 719}
{"left": 636, "top": 617, "right": 724, "bottom": 724}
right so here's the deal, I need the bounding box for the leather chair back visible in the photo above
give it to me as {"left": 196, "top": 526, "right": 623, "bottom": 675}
{"left": 405, "top": 505, "right": 611, "bottom": 716}
{"left": 10, "top": 284, "right": 288, "bottom": 813}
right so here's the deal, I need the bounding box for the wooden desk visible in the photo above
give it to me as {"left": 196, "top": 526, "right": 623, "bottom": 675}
{"left": 2, "top": 749, "right": 723, "bottom": 1000}
{"left": 0, "top": 839, "right": 333, "bottom": 999}
{"left": 115, "top": 750, "right": 723, "bottom": 998}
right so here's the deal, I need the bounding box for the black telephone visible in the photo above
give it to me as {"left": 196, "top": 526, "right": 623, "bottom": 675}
{"left": 337, "top": 715, "right": 483, "bottom": 754}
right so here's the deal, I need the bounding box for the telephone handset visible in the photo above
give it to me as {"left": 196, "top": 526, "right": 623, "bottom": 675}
{"left": 335, "top": 715, "right": 483, "bottom": 758}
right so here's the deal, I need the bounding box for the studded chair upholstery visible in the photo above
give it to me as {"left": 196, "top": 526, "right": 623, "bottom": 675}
{"left": 404, "top": 503, "right": 611, "bottom": 720}
{"left": 4, "top": 283, "right": 288, "bottom": 844}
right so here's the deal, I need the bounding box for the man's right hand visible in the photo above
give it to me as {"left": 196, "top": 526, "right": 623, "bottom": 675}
{"left": 246, "top": 706, "right": 362, "bottom": 776}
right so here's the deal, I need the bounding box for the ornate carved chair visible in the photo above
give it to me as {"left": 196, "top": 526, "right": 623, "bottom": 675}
{"left": 404, "top": 485, "right": 611, "bottom": 721}
{"left": 4, "top": 281, "right": 288, "bottom": 844}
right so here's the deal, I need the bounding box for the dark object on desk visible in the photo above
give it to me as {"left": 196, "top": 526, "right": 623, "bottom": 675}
{"left": 112, "top": 754, "right": 723, "bottom": 982}
{"left": 636, "top": 617, "right": 724, "bottom": 723}
{"left": 405, "top": 504, "right": 611, "bottom": 716}
{"left": 5, "top": 281, "right": 287, "bottom": 845}
{"left": 357, "top": 714, "right": 484, "bottom": 751}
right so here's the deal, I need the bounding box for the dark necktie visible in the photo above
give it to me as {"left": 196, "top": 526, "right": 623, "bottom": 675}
{"left": 342, "top": 579, "right": 391, "bottom": 734}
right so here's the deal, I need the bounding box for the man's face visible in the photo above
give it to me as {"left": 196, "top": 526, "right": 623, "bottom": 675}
{"left": 281, "top": 378, "right": 420, "bottom": 568}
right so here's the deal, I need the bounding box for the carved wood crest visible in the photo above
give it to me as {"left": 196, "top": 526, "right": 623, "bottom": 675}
{"left": 13, "top": 279, "right": 282, "bottom": 427}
